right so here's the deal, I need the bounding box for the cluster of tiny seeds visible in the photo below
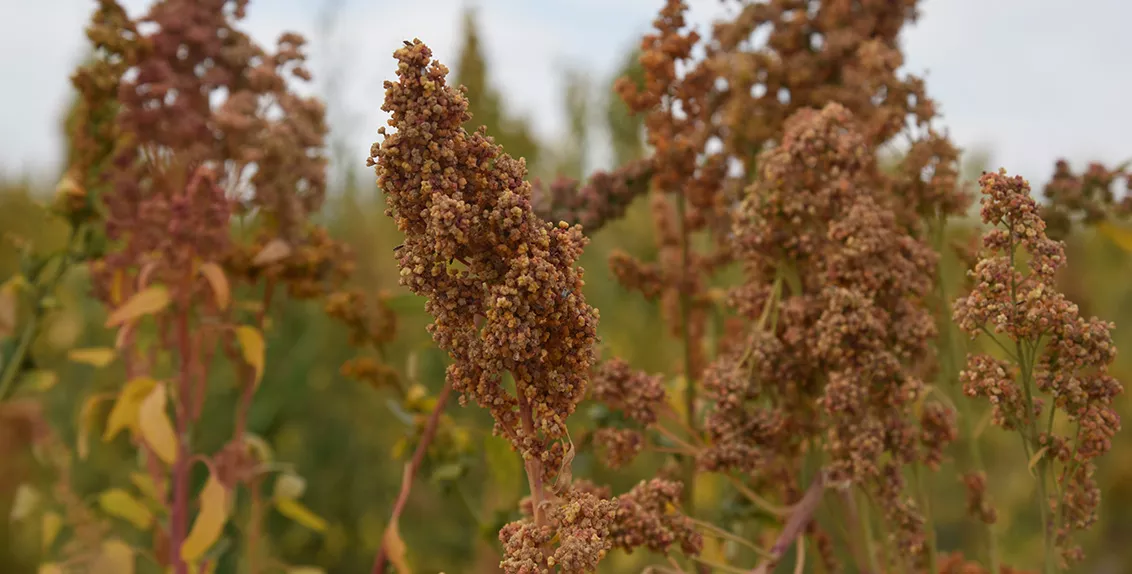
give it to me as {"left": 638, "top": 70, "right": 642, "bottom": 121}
{"left": 936, "top": 553, "right": 1034, "bottom": 574}
{"left": 368, "top": 40, "right": 598, "bottom": 470}
{"left": 1041, "top": 159, "right": 1132, "bottom": 238}
{"left": 88, "top": 0, "right": 331, "bottom": 306}
{"left": 608, "top": 478, "right": 703, "bottom": 557}
{"left": 590, "top": 358, "right": 667, "bottom": 426}
{"left": 704, "top": 104, "right": 952, "bottom": 560}
{"left": 954, "top": 170, "right": 1123, "bottom": 563}
{"left": 531, "top": 158, "right": 654, "bottom": 233}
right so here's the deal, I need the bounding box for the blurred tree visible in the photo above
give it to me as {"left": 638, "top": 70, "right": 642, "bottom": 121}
{"left": 546, "top": 68, "right": 590, "bottom": 181}
{"left": 605, "top": 47, "right": 646, "bottom": 167}
{"left": 454, "top": 8, "right": 542, "bottom": 174}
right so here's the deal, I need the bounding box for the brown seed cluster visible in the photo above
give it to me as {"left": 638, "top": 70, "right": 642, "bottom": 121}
{"left": 83, "top": 0, "right": 331, "bottom": 306}
{"left": 588, "top": 358, "right": 667, "bottom": 468}
{"left": 368, "top": 38, "right": 598, "bottom": 474}
{"left": 703, "top": 103, "right": 952, "bottom": 559}
{"left": 1041, "top": 159, "right": 1132, "bottom": 238}
{"left": 954, "top": 169, "right": 1123, "bottom": 564}
{"left": 531, "top": 159, "right": 654, "bottom": 233}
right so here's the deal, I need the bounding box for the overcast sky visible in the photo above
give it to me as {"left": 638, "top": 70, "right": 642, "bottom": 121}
{"left": 3, "top": 0, "right": 1130, "bottom": 188}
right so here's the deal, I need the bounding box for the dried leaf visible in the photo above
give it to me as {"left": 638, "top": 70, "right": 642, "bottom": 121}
{"left": 105, "top": 285, "right": 170, "bottom": 328}
{"left": 1098, "top": 220, "right": 1132, "bottom": 252}
{"left": 103, "top": 377, "right": 158, "bottom": 442}
{"left": 91, "top": 539, "right": 135, "bottom": 574}
{"left": 1027, "top": 446, "right": 1049, "bottom": 478}
{"left": 383, "top": 519, "right": 412, "bottom": 574}
{"left": 68, "top": 347, "right": 117, "bottom": 368}
{"left": 139, "top": 383, "right": 178, "bottom": 465}
{"left": 181, "top": 470, "right": 229, "bottom": 561}
{"left": 199, "top": 262, "right": 230, "bottom": 310}
{"left": 252, "top": 238, "right": 293, "bottom": 267}
{"left": 274, "top": 497, "right": 328, "bottom": 532}
{"left": 243, "top": 433, "right": 274, "bottom": 463}
{"left": 287, "top": 567, "right": 327, "bottom": 574}
{"left": 98, "top": 489, "right": 154, "bottom": 530}
{"left": 0, "top": 276, "right": 19, "bottom": 338}
{"left": 235, "top": 326, "right": 265, "bottom": 388}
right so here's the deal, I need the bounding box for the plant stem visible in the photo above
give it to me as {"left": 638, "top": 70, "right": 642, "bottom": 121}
{"left": 749, "top": 473, "right": 825, "bottom": 574}
{"left": 170, "top": 309, "right": 193, "bottom": 574}
{"left": 913, "top": 464, "right": 938, "bottom": 574}
{"left": 0, "top": 225, "right": 83, "bottom": 402}
{"left": 932, "top": 216, "right": 1000, "bottom": 572}
{"left": 674, "top": 187, "right": 697, "bottom": 516}
{"left": 371, "top": 380, "right": 452, "bottom": 574}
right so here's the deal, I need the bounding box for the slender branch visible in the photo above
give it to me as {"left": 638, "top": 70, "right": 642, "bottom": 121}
{"left": 749, "top": 473, "right": 825, "bottom": 574}
{"left": 371, "top": 380, "right": 453, "bottom": 574}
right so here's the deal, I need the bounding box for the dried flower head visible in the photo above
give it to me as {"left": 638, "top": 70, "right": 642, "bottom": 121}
{"left": 368, "top": 38, "right": 598, "bottom": 480}
{"left": 954, "top": 169, "right": 1123, "bottom": 565}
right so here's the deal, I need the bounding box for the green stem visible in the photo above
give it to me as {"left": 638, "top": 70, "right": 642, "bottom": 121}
{"left": 0, "top": 225, "right": 84, "bottom": 402}
{"left": 675, "top": 189, "right": 696, "bottom": 516}
{"left": 932, "top": 215, "right": 1001, "bottom": 573}
{"left": 914, "top": 464, "right": 938, "bottom": 574}
{"left": 857, "top": 489, "right": 881, "bottom": 574}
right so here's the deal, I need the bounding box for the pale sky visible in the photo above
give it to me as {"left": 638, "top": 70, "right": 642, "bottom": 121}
{"left": 2, "top": 0, "right": 1130, "bottom": 189}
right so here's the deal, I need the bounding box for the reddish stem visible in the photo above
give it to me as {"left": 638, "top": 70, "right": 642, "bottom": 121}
{"left": 749, "top": 473, "right": 826, "bottom": 574}
{"left": 371, "top": 381, "right": 453, "bottom": 574}
{"left": 248, "top": 476, "right": 263, "bottom": 574}
{"left": 170, "top": 307, "right": 194, "bottom": 574}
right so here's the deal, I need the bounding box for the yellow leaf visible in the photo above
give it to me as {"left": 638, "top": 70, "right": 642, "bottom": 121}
{"left": 243, "top": 433, "right": 274, "bottom": 463}
{"left": 109, "top": 269, "right": 125, "bottom": 306}
{"left": 98, "top": 489, "right": 154, "bottom": 530}
{"left": 199, "top": 262, "right": 230, "bottom": 310}
{"left": 38, "top": 563, "right": 63, "bottom": 574}
{"left": 79, "top": 393, "right": 112, "bottom": 459}
{"left": 235, "top": 326, "right": 265, "bottom": 388}
{"left": 91, "top": 539, "right": 135, "bottom": 574}
{"left": 68, "top": 347, "right": 117, "bottom": 368}
{"left": 1027, "top": 446, "right": 1048, "bottom": 478}
{"left": 274, "top": 473, "right": 307, "bottom": 500}
{"left": 181, "top": 470, "right": 229, "bottom": 561}
{"left": 1098, "top": 220, "right": 1132, "bottom": 252}
{"left": 138, "top": 383, "right": 178, "bottom": 465}
{"left": 383, "top": 519, "right": 412, "bottom": 574}
{"left": 105, "top": 285, "right": 171, "bottom": 328}
{"left": 42, "top": 511, "right": 62, "bottom": 552}
{"left": 252, "top": 238, "right": 293, "bottom": 266}
{"left": 274, "top": 497, "right": 328, "bottom": 532}
{"left": 103, "top": 377, "right": 158, "bottom": 442}
{"left": 129, "top": 473, "right": 163, "bottom": 505}
{"left": 287, "top": 567, "right": 326, "bottom": 574}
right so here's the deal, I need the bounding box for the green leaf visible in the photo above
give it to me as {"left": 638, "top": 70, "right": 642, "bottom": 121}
{"left": 430, "top": 463, "right": 466, "bottom": 484}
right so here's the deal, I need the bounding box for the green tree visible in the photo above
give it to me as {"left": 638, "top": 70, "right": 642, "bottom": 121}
{"left": 454, "top": 8, "right": 541, "bottom": 174}
{"left": 605, "top": 47, "right": 646, "bottom": 167}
